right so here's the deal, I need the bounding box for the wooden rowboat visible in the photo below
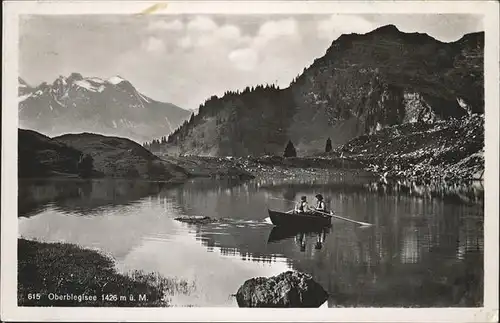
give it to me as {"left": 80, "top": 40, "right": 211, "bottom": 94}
{"left": 267, "top": 209, "right": 332, "bottom": 228}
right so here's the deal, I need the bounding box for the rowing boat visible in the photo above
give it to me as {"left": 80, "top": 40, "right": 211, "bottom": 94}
{"left": 267, "top": 209, "right": 332, "bottom": 228}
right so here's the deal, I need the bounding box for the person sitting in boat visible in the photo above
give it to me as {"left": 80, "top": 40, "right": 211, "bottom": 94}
{"left": 312, "top": 194, "right": 326, "bottom": 214}
{"left": 294, "top": 196, "right": 310, "bottom": 214}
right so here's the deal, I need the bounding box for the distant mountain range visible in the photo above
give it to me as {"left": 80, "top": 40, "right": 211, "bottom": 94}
{"left": 164, "top": 25, "right": 484, "bottom": 157}
{"left": 18, "top": 74, "right": 191, "bottom": 143}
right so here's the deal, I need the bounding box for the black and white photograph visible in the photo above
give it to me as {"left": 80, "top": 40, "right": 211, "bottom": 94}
{"left": 1, "top": 1, "right": 498, "bottom": 322}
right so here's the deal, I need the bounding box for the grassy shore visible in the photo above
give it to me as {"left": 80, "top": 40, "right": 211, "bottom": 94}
{"left": 18, "top": 239, "right": 191, "bottom": 307}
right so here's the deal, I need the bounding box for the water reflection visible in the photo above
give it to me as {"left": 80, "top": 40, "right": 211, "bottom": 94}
{"left": 18, "top": 179, "right": 180, "bottom": 217}
{"left": 267, "top": 226, "right": 328, "bottom": 250}
{"left": 18, "top": 175, "right": 484, "bottom": 307}
{"left": 364, "top": 179, "right": 484, "bottom": 204}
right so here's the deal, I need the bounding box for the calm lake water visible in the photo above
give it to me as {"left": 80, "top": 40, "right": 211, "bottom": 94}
{"left": 18, "top": 173, "right": 484, "bottom": 307}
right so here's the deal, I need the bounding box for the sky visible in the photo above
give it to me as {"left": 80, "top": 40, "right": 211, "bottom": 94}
{"left": 19, "top": 14, "right": 483, "bottom": 110}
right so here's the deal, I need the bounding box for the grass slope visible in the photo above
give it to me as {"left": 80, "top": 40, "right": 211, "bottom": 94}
{"left": 18, "top": 239, "right": 194, "bottom": 307}
{"left": 54, "top": 132, "right": 188, "bottom": 181}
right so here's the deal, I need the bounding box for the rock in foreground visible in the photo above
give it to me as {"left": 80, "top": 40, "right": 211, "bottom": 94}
{"left": 236, "top": 271, "right": 328, "bottom": 307}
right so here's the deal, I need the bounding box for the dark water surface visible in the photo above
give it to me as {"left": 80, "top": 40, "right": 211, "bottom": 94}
{"left": 18, "top": 174, "right": 484, "bottom": 307}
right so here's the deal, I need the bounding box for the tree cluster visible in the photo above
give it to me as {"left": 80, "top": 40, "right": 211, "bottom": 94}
{"left": 282, "top": 137, "right": 333, "bottom": 157}
{"left": 143, "top": 136, "right": 167, "bottom": 151}
{"left": 167, "top": 83, "right": 283, "bottom": 148}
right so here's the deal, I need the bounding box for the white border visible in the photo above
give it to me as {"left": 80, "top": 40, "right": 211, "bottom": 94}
{"left": 2, "top": 1, "right": 499, "bottom": 322}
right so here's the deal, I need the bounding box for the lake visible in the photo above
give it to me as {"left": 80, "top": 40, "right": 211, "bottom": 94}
{"left": 18, "top": 173, "right": 484, "bottom": 307}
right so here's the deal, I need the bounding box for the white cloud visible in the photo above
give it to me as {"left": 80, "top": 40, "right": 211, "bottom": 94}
{"left": 180, "top": 17, "right": 247, "bottom": 49}
{"left": 215, "top": 25, "right": 241, "bottom": 40}
{"left": 228, "top": 48, "right": 258, "bottom": 71}
{"left": 225, "top": 18, "right": 302, "bottom": 72}
{"left": 258, "top": 18, "right": 298, "bottom": 39}
{"left": 178, "top": 36, "right": 193, "bottom": 49}
{"left": 317, "top": 15, "right": 375, "bottom": 39}
{"left": 253, "top": 18, "right": 300, "bottom": 48}
{"left": 187, "top": 16, "right": 217, "bottom": 32}
{"left": 143, "top": 36, "right": 166, "bottom": 54}
{"left": 148, "top": 19, "right": 183, "bottom": 31}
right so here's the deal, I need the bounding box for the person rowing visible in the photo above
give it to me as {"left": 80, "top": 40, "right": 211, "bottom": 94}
{"left": 314, "top": 194, "right": 326, "bottom": 212}
{"left": 310, "top": 194, "right": 330, "bottom": 217}
{"left": 294, "top": 196, "right": 311, "bottom": 214}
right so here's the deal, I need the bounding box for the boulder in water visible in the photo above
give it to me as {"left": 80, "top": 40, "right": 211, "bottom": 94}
{"left": 235, "top": 271, "right": 328, "bottom": 307}
{"left": 174, "top": 216, "right": 221, "bottom": 224}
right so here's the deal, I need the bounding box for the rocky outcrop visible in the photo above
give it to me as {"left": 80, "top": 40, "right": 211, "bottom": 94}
{"left": 333, "top": 114, "right": 484, "bottom": 182}
{"left": 235, "top": 271, "right": 328, "bottom": 307}
{"left": 160, "top": 155, "right": 255, "bottom": 179}
{"left": 174, "top": 216, "right": 228, "bottom": 225}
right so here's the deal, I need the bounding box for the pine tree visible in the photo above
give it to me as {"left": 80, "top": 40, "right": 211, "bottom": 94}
{"left": 325, "top": 137, "right": 332, "bottom": 153}
{"left": 283, "top": 140, "right": 297, "bottom": 158}
{"left": 77, "top": 154, "right": 94, "bottom": 178}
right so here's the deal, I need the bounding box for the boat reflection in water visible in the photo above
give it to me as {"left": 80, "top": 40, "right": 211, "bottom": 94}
{"left": 268, "top": 226, "right": 329, "bottom": 252}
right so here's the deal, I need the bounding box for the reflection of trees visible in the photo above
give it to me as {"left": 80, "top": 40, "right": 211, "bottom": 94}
{"left": 282, "top": 187, "right": 297, "bottom": 203}
{"left": 255, "top": 173, "right": 485, "bottom": 205}
{"left": 365, "top": 179, "right": 484, "bottom": 204}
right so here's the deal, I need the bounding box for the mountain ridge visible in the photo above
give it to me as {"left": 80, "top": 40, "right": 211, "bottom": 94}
{"left": 161, "top": 25, "right": 484, "bottom": 157}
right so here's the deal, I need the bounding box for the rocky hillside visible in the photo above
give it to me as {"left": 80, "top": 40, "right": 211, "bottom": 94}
{"left": 162, "top": 25, "right": 483, "bottom": 157}
{"left": 18, "top": 74, "right": 191, "bottom": 143}
{"left": 332, "top": 114, "right": 484, "bottom": 182}
{"left": 18, "top": 129, "right": 188, "bottom": 181}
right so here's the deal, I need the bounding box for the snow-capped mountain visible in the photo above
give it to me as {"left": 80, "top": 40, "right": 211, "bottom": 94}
{"left": 18, "top": 77, "right": 33, "bottom": 97}
{"left": 18, "top": 73, "right": 191, "bottom": 143}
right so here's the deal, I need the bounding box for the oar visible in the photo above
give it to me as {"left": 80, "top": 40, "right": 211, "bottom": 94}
{"left": 315, "top": 209, "right": 372, "bottom": 226}
{"left": 270, "top": 197, "right": 297, "bottom": 203}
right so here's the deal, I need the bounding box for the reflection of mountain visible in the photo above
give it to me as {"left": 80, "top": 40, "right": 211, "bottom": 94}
{"left": 162, "top": 178, "right": 275, "bottom": 221}
{"left": 18, "top": 181, "right": 186, "bottom": 261}
{"left": 255, "top": 174, "right": 484, "bottom": 205}
{"left": 19, "top": 175, "right": 483, "bottom": 307}
{"left": 18, "top": 179, "right": 179, "bottom": 217}
{"left": 185, "top": 191, "right": 483, "bottom": 307}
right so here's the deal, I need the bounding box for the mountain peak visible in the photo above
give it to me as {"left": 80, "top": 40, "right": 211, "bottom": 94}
{"left": 107, "top": 75, "right": 126, "bottom": 85}
{"left": 18, "top": 77, "right": 30, "bottom": 87}
{"left": 67, "top": 72, "right": 84, "bottom": 83}
{"left": 371, "top": 24, "right": 400, "bottom": 34}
